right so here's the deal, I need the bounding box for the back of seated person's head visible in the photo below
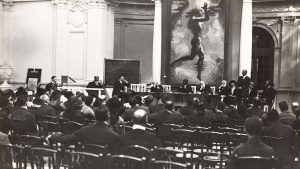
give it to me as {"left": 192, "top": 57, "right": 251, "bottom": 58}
{"left": 135, "top": 95, "right": 142, "bottom": 105}
{"left": 40, "top": 94, "right": 50, "bottom": 104}
{"left": 67, "top": 96, "right": 82, "bottom": 110}
{"left": 245, "top": 116, "right": 263, "bottom": 136}
{"left": 164, "top": 100, "right": 174, "bottom": 111}
{"left": 16, "top": 87, "right": 27, "bottom": 97}
{"left": 63, "top": 91, "right": 74, "bottom": 100}
{"left": 144, "top": 95, "right": 154, "bottom": 106}
{"left": 267, "top": 109, "right": 280, "bottom": 122}
{"left": 3, "top": 89, "right": 15, "bottom": 100}
{"left": 106, "top": 96, "right": 122, "bottom": 109}
{"left": 50, "top": 90, "right": 61, "bottom": 101}
{"left": 36, "top": 87, "right": 46, "bottom": 97}
{"left": 278, "top": 101, "right": 289, "bottom": 112}
{"left": 84, "top": 96, "right": 93, "bottom": 107}
{"left": 15, "top": 95, "right": 28, "bottom": 107}
{"left": 128, "top": 96, "right": 138, "bottom": 107}
{"left": 94, "top": 105, "right": 109, "bottom": 122}
{"left": 133, "top": 109, "right": 148, "bottom": 126}
{"left": 93, "top": 98, "right": 104, "bottom": 107}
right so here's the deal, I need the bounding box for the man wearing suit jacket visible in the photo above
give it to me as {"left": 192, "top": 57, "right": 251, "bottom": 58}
{"left": 8, "top": 95, "right": 37, "bottom": 134}
{"left": 34, "top": 94, "right": 56, "bottom": 121}
{"left": 197, "top": 81, "right": 212, "bottom": 95}
{"left": 118, "top": 109, "right": 161, "bottom": 149}
{"left": 149, "top": 100, "right": 184, "bottom": 125}
{"left": 226, "top": 116, "right": 275, "bottom": 169}
{"left": 86, "top": 76, "right": 103, "bottom": 98}
{"left": 112, "top": 75, "right": 129, "bottom": 97}
{"left": 50, "top": 106, "right": 119, "bottom": 149}
{"left": 237, "top": 69, "right": 251, "bottom": 90}
{"left": 178, "top": 79, "right": 193, "bottom": 94}
{"left": 45, "top": 76, "right": 59, "bottom": 93}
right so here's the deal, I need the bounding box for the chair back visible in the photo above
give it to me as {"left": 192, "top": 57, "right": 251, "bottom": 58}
{"left": 0, "top": 144, "right": 25, "bottom": 169}
{"left": 62, "top": 121, "right": 82, "bottom": 134}
{"left": 108, "top": 155, "right": 146, "bottom": 169}
{"left": 78, "top": 144, "right": 108, "bottom": 155}
{"left": 150, "top": 159, "right": 192, "bottom": 169}
{"left": 152, "top": 147, "right": 184, "bottom": 162}
{"left": 39, "top": 115, "right": 57, "bottom": 123}
{"left": 235, "top": 156, "right": 276, "bottom": 169}
{"left": 172, "top": 129, "right": 195, "bottom": 150}
{"left": 8, "top": 118, "right": 29, "bottom": 135}
{"left": 156, "top": 124, "right": 182, "bottom": 146}
{"left": 123, "top": 145, "right": 151, "bottom": 160}
{"left": 38, "top": 121, "right": 61, "bottom": 136}
{"left": 30, "top": 147, "right": 58, "bottom": 169}
{"left": 9, "top": 134, "right": 43, "bottom": 147}
{"left": 162, "top": 85, "right": 171, "bottom": 93}
{"left": 70, "top": 151, "right": 105, "bottom": 169}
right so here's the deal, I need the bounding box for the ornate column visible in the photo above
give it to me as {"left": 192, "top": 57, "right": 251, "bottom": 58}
{"left": 0, "top": 0, "right": 14, "bottom": 90}
{"left": 239, "top": 0, "right": 252, "bottom": 76}
{"left": 152, "top": 0, "right": 162, "bottom": 83}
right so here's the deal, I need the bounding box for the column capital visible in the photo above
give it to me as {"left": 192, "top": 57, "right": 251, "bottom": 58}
{"left": 2, "top": 0, "right": 13, "bottom": 11}
{"left": 243, "top": 0, "right": 252, "bottom": 3}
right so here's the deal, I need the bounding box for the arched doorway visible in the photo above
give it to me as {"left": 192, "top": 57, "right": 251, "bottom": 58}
{"left": 252, "top": 27, "right": 275, "bottom": 90}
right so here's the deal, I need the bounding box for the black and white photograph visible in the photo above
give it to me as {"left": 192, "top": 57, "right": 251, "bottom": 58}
{"left": 0, "top": 0, "right": 300, "bottom": 168}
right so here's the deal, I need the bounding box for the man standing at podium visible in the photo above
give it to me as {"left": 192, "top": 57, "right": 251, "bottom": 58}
{"left": 45, "top": 76, "right": 59, "bottom": 94}
{"left": 112, "top": 75, "right": 129, "bottom": 98}
{"left": 86, "top": 76, "right": 103, "bottom": 98}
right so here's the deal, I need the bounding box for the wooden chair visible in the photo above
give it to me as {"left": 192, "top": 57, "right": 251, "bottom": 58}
{"left": 61, "top": 121, "right": 82, "bottom": 134}
{"left": 39, "top": 115, "right": 58, "bottom": 123}
{"left": 38, "top": 121, "right": 61, "bottom": 136}
{"left": 233, "top": 156, "right": 277, "bottom": 169}
{"left": 108, "top": 155, "right": 146, "bottom": 169}
{"left": 123, "top": 145, "right": 152, "bottom": 160}
{"left": 172, "top": 129, "right": 195, "bottom": 150}
{"left": 0, "top": 144, "right": 24, "bottom": 169}
{"left": 152, "top": 147, "right": 184, "bottom": 162}
{"left": 8, "top": 118, "right": 32, "bottom": 135}
{"left": 77, "top": 144, "right": 108, "bottom": 155}
{"left": 70, "top": 151, "right": 105, "bottom": 169}
{"left": 30, "top": 147, "right": 58, "bottom": 169}
{"left": 156, "top": 123, "right": 182, "bottom": 147}
{"left": 150, "top": 159, "right": 192, "bottom": 169}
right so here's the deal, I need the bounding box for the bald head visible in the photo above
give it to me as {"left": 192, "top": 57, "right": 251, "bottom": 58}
{"left": 133, "top": 109, "right": 148, "bottom": 125}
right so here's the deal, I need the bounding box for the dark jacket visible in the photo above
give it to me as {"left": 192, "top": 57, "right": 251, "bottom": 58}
{"left": 8, "top": 107, "right": 37, "bottom": 134}
{"left": 112, "top": 81, "right": 127, "bottom": 97}
{"left": 50, "top": 121, "right": 119, "bottom": 147}
{"left": 86, "top": 81, "right": 103, "bottom": 98}
{"left": 45, "top": 82, "right": 58, "bottom": 92}
{"left": 237, "top": 76, "right": 250, "bottom": 89}
{"left": 35, "top": 103, "right": 57, "bottom": 121}
{"left": 226, "top": 136, "right": 275, "bottom": 169}
{"left": 149, "top": 110, "right": 184, "bottom": 124}
{"left": 118, "top": 128, "right": 161, "bottom": 149}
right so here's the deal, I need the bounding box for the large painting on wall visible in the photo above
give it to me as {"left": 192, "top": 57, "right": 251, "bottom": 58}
{"left": 170, "top": 0, "right": 225, "bottom": 85}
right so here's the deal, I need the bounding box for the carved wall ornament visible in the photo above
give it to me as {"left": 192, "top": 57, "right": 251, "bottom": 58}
{"left": 3, "top": 0, "right": 13, "bottom": 10}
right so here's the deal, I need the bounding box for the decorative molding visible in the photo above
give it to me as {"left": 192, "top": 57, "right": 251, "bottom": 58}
{"left": 115, "top": 4, "right": 154, "bottom": 15}
{"left": 2, "top": 0, "right": 13, "bottom": 10}
{"left": 253, "top": 17, "right": 282, "bottom": 47}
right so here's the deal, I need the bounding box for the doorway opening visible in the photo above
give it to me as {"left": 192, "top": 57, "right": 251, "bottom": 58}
{"left": 252, "top": 27, "right": 275, "bottom": 90}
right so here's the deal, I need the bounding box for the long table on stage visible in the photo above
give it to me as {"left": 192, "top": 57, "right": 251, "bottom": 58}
{"left": 133, "top": 92, "right": 220, "bottom": 107}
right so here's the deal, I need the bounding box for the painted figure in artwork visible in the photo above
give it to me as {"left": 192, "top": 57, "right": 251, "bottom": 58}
{"left": 171, "top": 2, "right": 209, "bottom": 80}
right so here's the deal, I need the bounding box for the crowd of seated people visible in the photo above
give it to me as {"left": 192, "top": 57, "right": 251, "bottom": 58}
{"left": 0, "top": 76, "right": 299, "bottom": 169}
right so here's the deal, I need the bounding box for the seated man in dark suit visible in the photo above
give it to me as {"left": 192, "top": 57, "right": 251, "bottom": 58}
{"left": 86, "top": 76, "right": 103, "bottom": 98}
{"left": 226, "top": 116, "right": 275, "bottom": 169}
{"left": 34, "top": 94, "right": 56, "bottom": 121}
{"left": 150, "top": 82, "right": 164, "bottom": 93}
{"left": 262, "top": 109, "right": 296, "bottom": 169}
{"left": 241, "top": 81, "right": 257, "bottom": 103}
{"left": 8, "top": 95, "right": 37, "bottom": 134}
{"left": 118, "top": 109, "right": 161, "bottom": 149}
{"left": 178, "top": 79, "right": 193, "bottom": 94}
{"left": 149, "top": 100, "right": 184, "bottom": 124}
{"left": 45, "top": 76, "right": 59, "bottom": 94}
{"left": 50, "top": 106, "right": 119, "bottom": 149}
{"left": 196, "top": 80, "right": 212, "bottom": 95}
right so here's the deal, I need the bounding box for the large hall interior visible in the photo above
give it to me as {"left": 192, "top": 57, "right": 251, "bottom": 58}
{"left": 0, "top": 0, "right": 300, "bottom": 168}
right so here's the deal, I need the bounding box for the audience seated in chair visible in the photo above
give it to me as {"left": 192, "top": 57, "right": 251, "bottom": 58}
{"left": 122, "top": 96, "right": 148, "bottom": 122}
{"left": 118, "top": 109, "right": 161, "bottom": 150}
{"left": 34, "top": 94, "right": 56, "bottom": 121}
{"left": 61, "top": 96, "right": 85, "bottom": 124}
{"left": 278, "top": 101, "right": 296, "bottom": 126}
{"left": 262, "top": 109, "right": 296, "bottom": 169}
{"left": 226, "top": 116, "right": 275, "bottom": 169}
{"left": 50, "top": 106, "right": 119, "bottom": 150}
{"left": 149, "top": 100, "right": 183, "bottom": 125}
{"left": 8, "top": 95, "right": 37, "bottom": 135}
